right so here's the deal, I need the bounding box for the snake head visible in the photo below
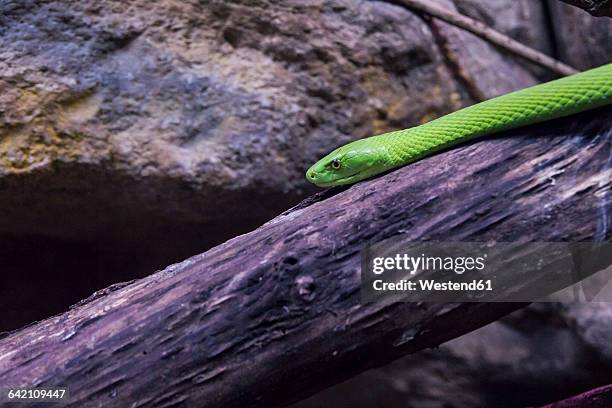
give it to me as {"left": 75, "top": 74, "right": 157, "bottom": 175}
{"left": 306, "top": 139, "right": 386, "bottom": 187}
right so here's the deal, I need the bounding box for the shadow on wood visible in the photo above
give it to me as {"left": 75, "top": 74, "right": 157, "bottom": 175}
{"left": 541, "top": 383, "right": 612, "bottom": 407}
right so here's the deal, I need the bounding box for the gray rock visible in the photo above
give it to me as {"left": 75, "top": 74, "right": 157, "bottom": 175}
{"left": 454, "top": 0, "right": 554, "bottom": 80}
{"left": 559, "top": 302, "right": 612, "bottom": 363}
{"left": 0, "top": 0, "right": 609, "bottom": 336}
{"left": 0, "top": 0, "right": 544, "bottom": 330}
{"left": 548, "top": 0, "right": 612, "bottom": 70}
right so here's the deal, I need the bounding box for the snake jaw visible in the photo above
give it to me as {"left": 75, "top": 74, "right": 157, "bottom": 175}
{"left": 306, "top": 141, "right": 389, "bottom": 187}
{"left": 309, "top": 171, "right": 363, "bottom": 187}
{"left": 306, "top": 162, "right": 361, "bottom": 187}
{"left": 307, "top": 158, "right": 386, "bottom": 187}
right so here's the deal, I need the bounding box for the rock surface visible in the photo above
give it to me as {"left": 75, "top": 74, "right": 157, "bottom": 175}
{"left": 0, "top": 0, "right": 551, "bottom": 331}
{"left": 0, "top": 0, "right": 609, "bottom": 334}
{"left": 548, "top": 0, "right": 612, "bottom": 70}
{"left": 1, "top": 0, "right": 611, "bottom": 406}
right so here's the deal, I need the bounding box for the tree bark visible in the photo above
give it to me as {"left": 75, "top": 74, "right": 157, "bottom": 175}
{"left": 541, "top": 383, "right": 612, "bottom": 407}
{"left": 558, "top": 0, "right": 612, "bottom": 17}
{"left": 0, "top": 106, "right": 610, "bottom": 407}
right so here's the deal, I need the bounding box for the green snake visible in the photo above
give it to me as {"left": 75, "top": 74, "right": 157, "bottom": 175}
{"left": 306, "top": 63, "right": 612, "bottom": 187}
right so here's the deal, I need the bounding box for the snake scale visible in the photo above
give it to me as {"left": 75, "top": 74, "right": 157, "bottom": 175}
{"left": 307, "top": 63, "right": 612, "bottom": 187}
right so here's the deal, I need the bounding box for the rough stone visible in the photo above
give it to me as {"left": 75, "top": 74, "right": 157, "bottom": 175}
{"left": 0, "top": 0, "right": 609, "bottom": 333}
{"left": 548, "top": 0, "right": 612, "bottom": 70}
{"left": 0, "top": 0, "right": 547, "bottom": 330}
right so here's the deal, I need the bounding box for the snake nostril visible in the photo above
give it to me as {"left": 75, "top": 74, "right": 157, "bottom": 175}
{"left": 309, "top": 171, "right": 316, "bottom": 179}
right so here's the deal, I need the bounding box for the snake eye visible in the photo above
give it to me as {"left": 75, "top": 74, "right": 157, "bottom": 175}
{"left": 331, "top": 159, "right": 341, "bottom": 169}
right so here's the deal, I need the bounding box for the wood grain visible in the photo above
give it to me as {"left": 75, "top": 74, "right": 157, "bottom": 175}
{"left": 0, "top": 106, "right": 610, "bottom": 407}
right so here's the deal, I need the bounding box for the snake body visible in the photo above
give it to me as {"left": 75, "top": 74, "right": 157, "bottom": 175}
{"left": 307, "top": 63, "right": 612, "bottom": 187}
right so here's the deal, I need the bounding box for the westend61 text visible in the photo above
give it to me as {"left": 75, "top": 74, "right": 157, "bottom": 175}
{"left": 373, "top": 279, "right": 493, "bottom": 292}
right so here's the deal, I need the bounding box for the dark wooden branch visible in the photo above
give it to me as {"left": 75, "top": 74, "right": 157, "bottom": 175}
{"left": 0, "top": 106, "right": 610, "bottom": 407}
{"left": 558, "top": 0, "right": 612, "bottom": 17}
{"left": 541, "top": 383, "right": 612, "bottom": 407}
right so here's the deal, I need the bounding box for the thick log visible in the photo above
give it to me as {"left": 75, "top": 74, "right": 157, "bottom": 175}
{"left": 542, "top": 383, "right": 612, "bottom": 407}
{"left": 558, "top": 0, "right": 612, "bottom": 17}
{"left": 0, "top": 106, "right": 610, "bottom": 407}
